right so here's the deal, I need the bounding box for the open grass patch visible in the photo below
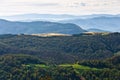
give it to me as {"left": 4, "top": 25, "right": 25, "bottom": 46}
{"left": 59, "top": 64, "right": 100, "bottom": 70}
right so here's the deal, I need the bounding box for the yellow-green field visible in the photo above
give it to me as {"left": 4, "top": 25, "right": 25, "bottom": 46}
{"left": 59, "top": 64, "right": 100, "bottom": 70}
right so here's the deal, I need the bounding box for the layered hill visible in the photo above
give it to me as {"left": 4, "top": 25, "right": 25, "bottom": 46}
{"left": 0, "top": 19, "right": 86, "bottom": 34}
{"left": 60, "top": 16, "right": 120, "bottom": 32}
{"left": 1, "top": 14, "right": 120, "bottom": 32}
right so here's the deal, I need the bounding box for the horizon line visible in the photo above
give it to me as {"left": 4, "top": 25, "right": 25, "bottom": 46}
{"left": 0, "top": 13, "right": 120, "bottom": 17}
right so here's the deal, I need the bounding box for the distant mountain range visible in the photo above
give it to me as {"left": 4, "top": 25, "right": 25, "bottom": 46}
{"left": 0, "top": 14, "right": 119, "bottom": 32}
{"left": 1, "top": 14, "right": 120, "bottom": 21}
{"left": 0, "top": 14, "right": 78, "bottom": 22}
{"left": 60, "top": 16, "right": 120, "bottom": 32}
{"left": 0, "top": 19, "right": 86, "bottom": 34}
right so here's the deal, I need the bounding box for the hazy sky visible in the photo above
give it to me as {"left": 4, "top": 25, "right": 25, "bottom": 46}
{"left": 0, "top": 0, "right": 120, "bottom": 16}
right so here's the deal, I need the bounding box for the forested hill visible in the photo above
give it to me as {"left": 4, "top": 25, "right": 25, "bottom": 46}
{"left": 1, "top": 54, "right": 120, "bottom": 80}
{"left": 0, "top": 32, "right": 120, "bottom": 64}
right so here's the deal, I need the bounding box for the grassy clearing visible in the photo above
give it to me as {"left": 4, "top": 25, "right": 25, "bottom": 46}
{"left": 23, "top": 63, "right": 101, "bottom": 72}
{"left": 35, "top": 64, "right": 48, "bottom": 68}
{"left": 59, "top": 64, "right": 102, "bottom": 74}
{"left": 59, "top": 64, "right": 100, "bottom": 70}
{"left": 22, "top": 64, "right": 48, "bottom": 68}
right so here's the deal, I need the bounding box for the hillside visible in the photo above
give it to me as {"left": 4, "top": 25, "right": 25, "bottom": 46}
{"left": 0, "top": 52, "right": 120, "bottom": 80}
{"left": 0, "top": 19, "right": 86, "bottom": 34}
{"left": 0, "top": 33, "right": 119, "bottom": 64}
{"left": 0, "top": 33, "right": 120, "bottom": 80}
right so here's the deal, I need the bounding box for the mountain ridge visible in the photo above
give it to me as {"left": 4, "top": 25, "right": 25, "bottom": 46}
{"left": 1, "top": 14, "right": 119, "bottom": 21}
{"left": 0, "top": 19, "right": 86, "bottom": 34}
{"left": 60, "top": 16, "right": 120, "bottom": 32}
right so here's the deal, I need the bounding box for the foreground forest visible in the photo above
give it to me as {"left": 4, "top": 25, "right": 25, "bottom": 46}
{"left": 0, "top": 32, "right": 120, "bottom": 80}
{"left": 0, "top": 54, "right": 120, "bottom": 80}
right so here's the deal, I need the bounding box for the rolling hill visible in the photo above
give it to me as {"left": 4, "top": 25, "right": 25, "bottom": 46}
{"left": 1, "top": 14, "right": 120, "bottom": 32}
{"left": 0, "top": 33, "right": 120, "bottom": 64}
{"left": 0, "top": 19, "right": 86, "bottom": 34}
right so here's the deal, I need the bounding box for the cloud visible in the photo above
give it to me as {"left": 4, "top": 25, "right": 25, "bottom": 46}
{"left": 35, "top": 3, "right": 59, "bottom": 6}
{"left": 75, "top": 3, "right": 86, "bottom": 6}
{"left": 69, "top": 2, "right": 86, "bottom": 8}
{"left": 0, "top": 0, "right": 120, "bottom": 16}
{"left": 24, "top": 2, "right": 60, "bottom": 7}
{"left": 1, "top": 1, "right": 60, "bottom": 7}
{"left": 80, "top": 3, "right": 86, "bottom": 6}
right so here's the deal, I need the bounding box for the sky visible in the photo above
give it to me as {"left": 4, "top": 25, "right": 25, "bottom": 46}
{"left": 0, "top": 0, "right": 120, "bottom": 16}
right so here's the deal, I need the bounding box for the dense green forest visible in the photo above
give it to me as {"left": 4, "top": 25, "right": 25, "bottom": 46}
{"left": 0, "top": 33, "right": 120, "bottom": 63}
{"left": 0, "top": 33, "right": 120, "bottom": 80}
{"left": 0, "top": 54, "right": 120, "bottom": 80}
